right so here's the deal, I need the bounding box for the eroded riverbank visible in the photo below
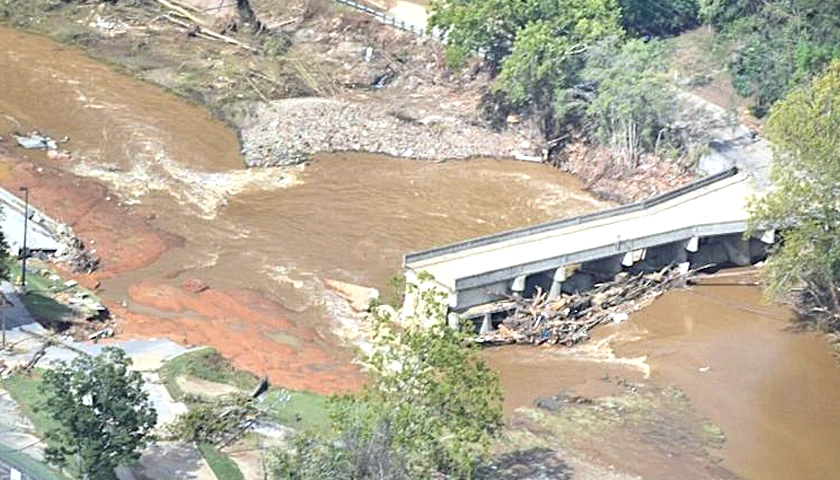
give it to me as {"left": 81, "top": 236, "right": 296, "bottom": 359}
{"left": 0, "top": 25, "right": 605, "bottom": 393}
{"left": 3, "top": 21, "right": 840, "bottom": 480}
{"left": 488, "top": 278, "right": 840, "bottom": 480}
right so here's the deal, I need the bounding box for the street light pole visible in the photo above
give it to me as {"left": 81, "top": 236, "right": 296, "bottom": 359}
{"left": 19, "top": 186, "right": 28, "bottom": 293}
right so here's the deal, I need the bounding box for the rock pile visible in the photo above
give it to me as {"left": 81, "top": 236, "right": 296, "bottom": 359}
{"left": 239, "top": 97, "right": 531, "bottom": 166}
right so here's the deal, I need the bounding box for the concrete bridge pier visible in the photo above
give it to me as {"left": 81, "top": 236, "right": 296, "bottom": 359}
{"left": 548, "top": 267, "right": 567, "bottom": 300}
{"left": 511, "top": 275, "right": 527, "bottom": 297}
{"left": 480, "top": 312, "right": 494, "bottom": 334}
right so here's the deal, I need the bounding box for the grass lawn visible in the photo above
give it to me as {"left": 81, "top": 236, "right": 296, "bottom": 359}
{"left": 1, "top": 372, "right": 70, "bottom": 480}
{"left": 7, "top": 259, "right": 90, "bottom": 328}
{"left": 264, "top": 389, "right": 331, "bottom": 433}
{"left": 160, "top": 347, "right": 259, "bottom": 400}
{"left": 197, "top": 443, "right": 245, "bottom": 480}
{"left": 161, "top": 348, "right": 332, "bottom": 431}
{"left": 2, "top": 371, "right": 59, "bottom": 435}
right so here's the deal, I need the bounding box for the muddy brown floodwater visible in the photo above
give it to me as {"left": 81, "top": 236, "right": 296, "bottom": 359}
{"left": 488, "top": 280, "right": 840, "bottom": 480}
{"left": 0, "top": 25, "right": 604, "bottom": 393}
{"left": 2, "top": 25, "right": 840, "bottom": 480}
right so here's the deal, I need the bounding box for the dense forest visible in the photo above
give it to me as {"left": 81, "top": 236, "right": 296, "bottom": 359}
{"left": 429, "top": 0, "right": 840, "bottom": 162}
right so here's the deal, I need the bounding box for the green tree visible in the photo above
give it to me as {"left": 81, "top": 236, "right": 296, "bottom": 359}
{"left": 749, "top": 59, "right": 840, "bottom": 329}
{"left": 41, "top": 347, "right": 157, "bottom": 480}
{"left": 618, "top": 0, "right": 699, "bottom": 37}
{"left": 706, "top": 0, "right": 840, "bottom": 115}
{"left": 430, "top": 0, "right": 623, "bottom": 135}
{"left": 264, "top": 278, "right": 504, "bottom": 479}
{"left": 574, "top": 38, "right": 679, "bottom": 167}
{"left": 0, "top": 206, "right": 12, "bottom": 282}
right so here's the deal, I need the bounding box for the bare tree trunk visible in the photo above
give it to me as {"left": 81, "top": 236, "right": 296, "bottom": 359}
{"left": 237, "top": 0, "right": 263, "bottom": 32}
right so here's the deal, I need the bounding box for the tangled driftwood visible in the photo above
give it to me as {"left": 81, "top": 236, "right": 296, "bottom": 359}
{"left": 477, "top": 265, "right": 697, "bottom": 347}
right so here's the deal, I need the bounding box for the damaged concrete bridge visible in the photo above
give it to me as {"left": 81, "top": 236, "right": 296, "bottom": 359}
{"left": 404, "top": 167, "right": 772, "bottom": 317}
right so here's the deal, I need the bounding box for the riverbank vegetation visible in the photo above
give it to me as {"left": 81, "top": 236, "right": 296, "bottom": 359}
{"left": 264, "top": 283, "right": 503, "bottom": 479}
{"left": 703, "top": 0, "right": 840, "bottom": 117}
{"left": 429, "top": 0, "right": 706, "bottom": 168}
{"left": 749, "top": 59, "right": 840, "bottom": 331}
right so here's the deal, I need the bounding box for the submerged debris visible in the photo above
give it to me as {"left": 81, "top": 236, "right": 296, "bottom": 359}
{"left": 478, "top": 266, "right": 696, "bottom": 346}
{"left": 14, "top": 132, "right": 58, "bottom": 150}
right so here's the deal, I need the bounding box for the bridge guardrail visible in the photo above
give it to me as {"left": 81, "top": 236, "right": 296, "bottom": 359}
{"left": 332, "top": 0, "right": 441, "bottom": 39}
{"left": 404, "top": 167, "right": 741, "bottom": 266}
{"left": 453, "top": 219, "right": 749, "bottom": 291}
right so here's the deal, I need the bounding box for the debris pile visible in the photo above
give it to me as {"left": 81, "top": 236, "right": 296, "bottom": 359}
{"left": 478, "top": 266, "right": 695, "bottom": 346}
{"left": 14, "top": 131, "right": 59, "bottom": 150}
{"left": 54, "top": 230, "right": 101, "bottom": 274}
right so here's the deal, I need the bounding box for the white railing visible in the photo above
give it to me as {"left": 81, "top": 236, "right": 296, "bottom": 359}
{"left": 332, "top": 0, "right": 442, "bottom": 39}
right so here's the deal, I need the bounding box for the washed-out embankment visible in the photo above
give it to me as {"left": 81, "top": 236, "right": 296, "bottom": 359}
{"left": 5, "top": 10, "right": 840, "bottom": 480}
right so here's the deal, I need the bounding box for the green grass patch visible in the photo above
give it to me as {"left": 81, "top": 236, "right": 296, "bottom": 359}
{"left": 265, "top": 389, "right": 331, "bottom": 433}
{"left": 2, "top": 371, "right": 59, "bottom": 436}
{"left": 161, "top": 348, "right": 332, "bottom": 431}
{"left": 161, "top": 347, "right": 259, "bottom": 401}
{"left": 7, "top": 259, "right": 100, "bottom": 328}
{"left": 197, "top": 443, "right": 245, "bottom": 480}
{"left": 0, "top": 373, "right": 72, "bottom": 479}
{"left": 0, "top": 443, "right": 70, "bottom": 480}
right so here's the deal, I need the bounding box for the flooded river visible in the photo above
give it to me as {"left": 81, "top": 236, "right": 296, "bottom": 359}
{"left": 3, "top": 25, "right": 840, "bottom": 479}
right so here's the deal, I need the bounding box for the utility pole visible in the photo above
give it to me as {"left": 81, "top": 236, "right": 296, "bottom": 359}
{"left": 19, "top": 186, "right": 28, "bottom": 293}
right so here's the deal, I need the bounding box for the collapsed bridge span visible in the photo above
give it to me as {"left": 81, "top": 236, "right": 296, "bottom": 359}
{"left": 404, "top": 167, "right": 771, "bottom": 318}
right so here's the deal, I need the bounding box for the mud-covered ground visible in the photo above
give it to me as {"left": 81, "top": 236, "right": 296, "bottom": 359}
{"left": 483, "top": 380, "right": 738, "bottom": 480}
{"left": 0, "top": 0, "right": 691, "bottom": 200}
{"left": 0, "top": 147, "right": 363, "bottom": 394}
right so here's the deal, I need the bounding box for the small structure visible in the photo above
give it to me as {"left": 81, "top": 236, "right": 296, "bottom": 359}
{"left": 0, "top": 187, "right": 64, "bottom": 258}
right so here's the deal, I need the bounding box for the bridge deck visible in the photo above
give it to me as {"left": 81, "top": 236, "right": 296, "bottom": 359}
{"left": 406, "top": 170, "right": 754, "bottom": 291}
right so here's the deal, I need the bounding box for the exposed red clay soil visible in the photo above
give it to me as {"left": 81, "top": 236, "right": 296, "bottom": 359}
{"left": 0, "top": 150, "right": 362, "bottom": 395}
{"left": 0, "top": 153, "right": 171, "bottom": 278}
{"left": 118, "top": 282, "right": 363, "bottom": 394}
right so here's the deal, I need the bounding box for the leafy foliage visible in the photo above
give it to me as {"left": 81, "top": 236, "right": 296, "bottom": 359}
{"left": 40, "top": 347, "right": 157, "bottom": 480}
{"left": 264, "top": 277, "right": 504, "bottom": 479}
{"left": 169, "top": 393, "right": 261, "bottom": 445}
{"left": 575, "top": 38, "right": 680, "bottom": 167}
{"left": 0, "top": 206, "right": 11, "bottom": 282}
{"left": 705, "top": 0, "right": 840, "bottom": 115}
{"left": 618, "top": 0, "right": 699, "bottom": 37}
{"left": 749, "top": 60, "right": 840, "bottom": 329}
{"left": 429, "top": 0, "right": 700, "bottom": 165}
{"left": 430, "top": 0, "right": 623, "bottom": 135}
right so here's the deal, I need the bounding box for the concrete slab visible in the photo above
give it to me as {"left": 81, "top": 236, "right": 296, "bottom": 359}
{"left": 115, "top": 442, "right": 217, "bottom": 480}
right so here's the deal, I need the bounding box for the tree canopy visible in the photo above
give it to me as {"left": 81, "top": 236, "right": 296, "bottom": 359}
{"left": 429, "top": 0, "right": 700, "bottom": 163}
{"left": 430, "top": 0, "right": 623, "bottom": 135}
{"left": 575, "top": 38, "right": 678, "bottom": 167}
{"left": 749, "top": 59, "right": 840, "bottom": 328}
{"left": 264, "top": 279, "right": 504, "bottom": 479}
{"left": 41, "top": 347, "right": 157, "bottom": 480}
{"left": 617, "top": 0, "right": 698, "bottom": 37}
{"left": 705, "top": 0, "right": 840, "bottom": 115}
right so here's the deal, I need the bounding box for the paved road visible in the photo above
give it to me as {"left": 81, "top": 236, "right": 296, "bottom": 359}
{"left": 0, "top": 282, "right": 37, "bottom": 330}
{"left": 408, "top": 172, "right": 753, "bottom": 292}
{"left": 0, "top": 191, "right": 64, "bottom": 257}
